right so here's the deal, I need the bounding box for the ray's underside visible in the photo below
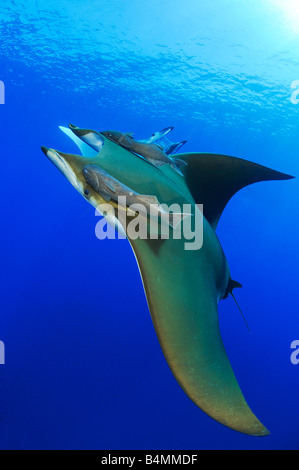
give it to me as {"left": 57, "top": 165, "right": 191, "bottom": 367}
{"left": 41, "top": 124, "right": 294, "bottom": 436}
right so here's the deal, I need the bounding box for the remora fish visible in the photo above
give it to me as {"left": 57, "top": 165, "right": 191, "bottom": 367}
{"left": 142, "top": 126, "right": 174, "bottom": 144}
{"left": 101, "top": 129, "right": 188, "bottom": 176}
{"left": 66, "top": 124, "right": 186, "bottom": 157}
{"left": 140, "top": 126, "right": 187, "bottom": 155}
{"left": 42, "top": 125, "right": 294, "bottom": 436}
{"left": 82, "top": 165, "right": 189, "bottom": 229}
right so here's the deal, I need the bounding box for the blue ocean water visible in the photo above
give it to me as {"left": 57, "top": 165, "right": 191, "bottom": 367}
{"left": 0, "top": 0, "right": 298, "bottom": 450}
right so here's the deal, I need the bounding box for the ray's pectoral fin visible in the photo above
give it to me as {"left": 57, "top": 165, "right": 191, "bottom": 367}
{"left": 131, "top": 239, "right": 269, "bottom": 436}
{"left": 178, "top": 153, "right": 295, "bottom": 229}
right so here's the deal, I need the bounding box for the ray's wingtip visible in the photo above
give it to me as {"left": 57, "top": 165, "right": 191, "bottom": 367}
{"left": 281, "top": 171, "right": 295, "bottom": 180}
{"left": 255, "top": 427, "right": 270, "bottom": 437}
{"left": 248, "top": 422, "right": 270, "bottom": 437}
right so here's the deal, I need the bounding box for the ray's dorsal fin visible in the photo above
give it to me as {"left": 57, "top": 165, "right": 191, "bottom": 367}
{"left": 178, "top": 153, "right": 294, "bottom": 229}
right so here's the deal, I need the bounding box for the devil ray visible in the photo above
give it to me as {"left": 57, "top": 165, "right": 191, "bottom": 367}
{"left": 41, "top": 124, "right": 294, "bottom": 436}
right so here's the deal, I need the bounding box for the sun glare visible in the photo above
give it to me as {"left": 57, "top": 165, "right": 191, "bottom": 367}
{"left": 270, "top": 0, "right": 299, "bottom": 33}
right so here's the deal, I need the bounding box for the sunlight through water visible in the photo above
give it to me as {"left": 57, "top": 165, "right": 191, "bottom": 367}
{"left": 269, "top": 0, "right": 299, "bottom": 33}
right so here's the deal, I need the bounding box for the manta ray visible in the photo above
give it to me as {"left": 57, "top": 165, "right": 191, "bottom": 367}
{"left": 42, "top": 125, "right": 293, "bottom": 436}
